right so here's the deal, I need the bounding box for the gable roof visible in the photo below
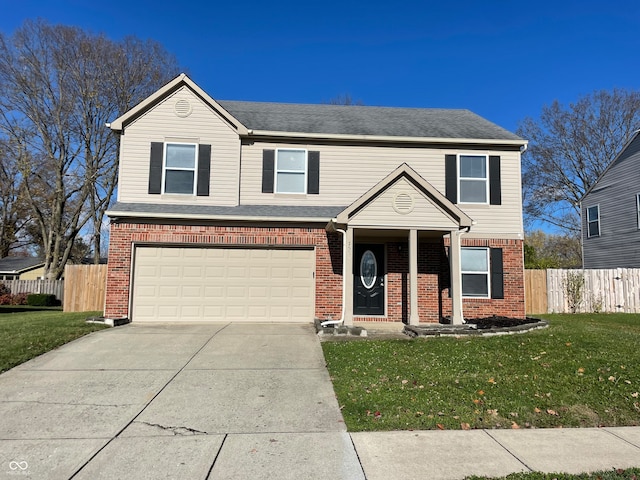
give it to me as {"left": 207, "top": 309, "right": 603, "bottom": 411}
{"left": 0, "top": 256, "right": 44, "bottom": 274}
{"left": 334, "top": 163, "right": 473, "bottom": 229}
{"left": 109, "top": 73, "right": 525, "bottom": 146}
{"left": 219, "top": 100, "right": 523, "bottom": 143}
{"left": 581, "top": 130, "right": 640, "bottom": 201}
{"left": 108, "top": 73, "right": 248, "bottom": 135}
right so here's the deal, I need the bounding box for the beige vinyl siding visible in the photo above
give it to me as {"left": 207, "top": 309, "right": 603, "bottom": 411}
{"left": 118, "top": 86, "right": 240, "bottom": 206}
{"left": 19, "top": 266, "right": 45, "bottom": 280}
{"left": 348, "top": 177, "right": 459, "bottom": 229}
{"left": 240, "top": 142, "right": 523, "bottom": 236}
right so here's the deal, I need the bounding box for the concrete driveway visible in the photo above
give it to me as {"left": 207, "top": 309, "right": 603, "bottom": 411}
{"left": 0, "top": 323, "right": 365, "bottom": 479}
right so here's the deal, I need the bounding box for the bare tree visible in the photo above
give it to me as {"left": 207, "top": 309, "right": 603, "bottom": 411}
{"left": 0, "top": 20, "right": 180, "bottom": 277}
{"left": 325, "top": 93, "right": 364, "bottom": 106}
{"left": 0, "top": 138, "right": 30, "bottom": 257}
{"left": 517, "top": 89, "right": 640, "bottom": 234}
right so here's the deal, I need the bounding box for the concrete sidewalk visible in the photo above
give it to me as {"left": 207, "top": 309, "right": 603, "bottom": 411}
{"left": 0, "top": 323, "right": 639, "bottom": 479}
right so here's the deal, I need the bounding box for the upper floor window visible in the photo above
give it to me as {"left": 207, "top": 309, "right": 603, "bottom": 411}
{"left": 459, "top": 155, "right": 488, "bottom": 203}
{"left": 164, "top": 143, "right": 197, "bottom": 194}
{"left": 461, "top": 247, "right": 490, "bottom": 297}
{"left": 587, "top": 205, "right": 600, "bottom": 238}
{"left": 276, "top": 149, "right": 307, "bottom": 194}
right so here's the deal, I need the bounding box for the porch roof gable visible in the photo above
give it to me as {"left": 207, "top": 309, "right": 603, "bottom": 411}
{"left": 333, "top": 163, "right": 473, "bottom": 230}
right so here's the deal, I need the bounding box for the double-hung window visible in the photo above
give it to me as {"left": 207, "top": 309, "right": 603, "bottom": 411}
{"left": 275, "top": 149, "right": 307, "bottom": 194}
{"left": 459, "top": 155, "right": 488, "bottom": 203}
{"left": 586, "top": 205, "right": 600, "bottom": 238}
{"left": 164, "top": 143, "right": 197, "bottom": 194}
{"left": 461, "top": 247, "right": 490, "bottom": 297}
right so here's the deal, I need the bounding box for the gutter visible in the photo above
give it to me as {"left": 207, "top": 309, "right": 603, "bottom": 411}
{"left": 246, "top": 129, "right": 528, "bottom": 147}
{"left": 105, "top": 210, "right": 332, "bottom": 224}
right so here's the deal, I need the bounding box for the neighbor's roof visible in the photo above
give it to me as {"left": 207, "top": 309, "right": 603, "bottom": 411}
{"left": 219, "top": 100, "right": 523, "bottom": 142}
{"left": 0, "top": 256, "right": 44, "bottom": 273}
{"left": 110, "top": 74, "right": 525, "bottom": 145}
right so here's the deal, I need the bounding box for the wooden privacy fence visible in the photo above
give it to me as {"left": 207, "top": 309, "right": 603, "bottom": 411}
{"left": 3, "top": 280, "right": 64, "bottom": 302}
{"left": 525, "top": 268, "right": 640, "bottom": 314}
{"left": 63, "top": 264, "right": 107, "bottom": 312}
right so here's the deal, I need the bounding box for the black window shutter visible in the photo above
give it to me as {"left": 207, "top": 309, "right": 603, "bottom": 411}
{"left": 489, "top": 156, "right": 501, "bottom": 205}
{"left": 445, "top": 154, "right": 457, "bottom": 203}
{"left": 197, "top": 144, "right": 211, "bottom": 196}
{"left": 490, "top": 248, "right": 504, "bottom": 299}
{"left": 148, "top": 142, "right": 163, "bottom": 194}
{"left": 307, "top": 151, "right": 320, "bottom": 194}
{"left": 262, "top": 150, "right": 275, "bottom": 193}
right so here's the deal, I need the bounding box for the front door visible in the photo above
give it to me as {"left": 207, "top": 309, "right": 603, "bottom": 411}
{"left": 354, "top": 244, "right": 385, "bottom": 315}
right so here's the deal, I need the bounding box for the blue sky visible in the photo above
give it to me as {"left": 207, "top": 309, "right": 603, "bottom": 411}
{"left": 1, "top": 0, "right": 639, "bottom": 132}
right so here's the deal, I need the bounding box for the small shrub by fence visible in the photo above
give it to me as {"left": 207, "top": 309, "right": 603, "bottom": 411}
{"left": 526, "top": 268, "right": 640, "bottom": 314}
{"left": 1, "top": 280, "right": 64, "bottom": 303}
{"left": 63, "top": 264, "right": 107, "bottom": 312}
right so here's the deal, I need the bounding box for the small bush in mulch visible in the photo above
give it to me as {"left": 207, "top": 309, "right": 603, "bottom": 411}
{"left": 464, "top": 315, "right": 540, "bottom": 330}
{"left": 0, "top": 282, "right": 10, "bottom": 296}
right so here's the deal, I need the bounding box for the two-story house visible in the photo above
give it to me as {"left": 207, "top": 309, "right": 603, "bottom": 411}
{"left": 581, "top": 130, "right": 640, "bottom": 268}
{"left": 104, "top": 74, "right": 527, "bottom": 325}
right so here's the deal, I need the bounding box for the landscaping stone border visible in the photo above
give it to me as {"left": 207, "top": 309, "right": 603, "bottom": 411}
{"left": 404, "top": 318, "right": 548, "bottom": 338}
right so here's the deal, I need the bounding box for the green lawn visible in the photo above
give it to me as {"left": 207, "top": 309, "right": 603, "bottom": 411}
{"left": 466, "top": 468, "right": 640, "bottom": 480}
{"left": 322, "top": 314, "right": 640, "bottom": 432}
{"left": 0, "top": 307, "right": 108, "bottom": 373}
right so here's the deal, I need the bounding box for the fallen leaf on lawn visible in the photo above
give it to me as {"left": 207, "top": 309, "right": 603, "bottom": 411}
{"left": 534, "top": 407, "right": 542, "bottom": 413}
{"left": 566, "top": 342, "right": 572, "bottom": 346}
{"left": 402, "top": 379, "right": 409, "bottom": 384}
{"left": 632, "top": 392, "right": 639, "bottom": 398}
{"left": 374, "top": 411, "right": 382, "bottom": 418}
{"left": 511, "top": 422, "right": 520, "bottom": 429}
{"left": 625, "top": 380, "right": 632, "bottom": 384}
{"left": 436, "top": 423, "right": 445, "bottom": 430}
{"left": 546, "top": 409, "right": 559, "bottom": 416}
{"left": 509, "top": 412, "right": 518, "bottom": 417}
{"left": 487, "top": 409, "right": 498, "bottom": 416}
{"left": 488, "top": 378, "right": 496, "bottom": 384}
{"left": 473, "top": 399, "right": 481, "bottom": 405}
{"left": 609, "top": 376, "right": 616, "bottom": 382}
{"left": 415, "top": 411, "right": 424, "bottom": 417}
{"left": 478, "top": 390, "right": 485, "bottom": 396}
{"left": 461, "top": 422, "right": 471, "bottom": 430}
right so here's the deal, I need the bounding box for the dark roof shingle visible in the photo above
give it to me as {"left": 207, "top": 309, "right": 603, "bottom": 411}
{"left": 219, "top": 101, "right": 522, "bottom": 141}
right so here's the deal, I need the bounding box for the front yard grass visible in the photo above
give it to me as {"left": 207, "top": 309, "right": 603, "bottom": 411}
{"left": 466, "top": 468, "right": 640, "bottom": 479}
{"left": 322, "top": 314, "right": 640, "bottom": 432}
{"left": 0, "top": 307, "right": 108, "bottom": 373}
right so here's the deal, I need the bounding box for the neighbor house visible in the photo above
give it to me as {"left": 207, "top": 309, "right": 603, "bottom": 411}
{"left": 581, "top": 130, "right": 640, "bottom": 269}
{"left": 104, "top": 74, "right": 527, "bottom": 325}
{"left": 0, "top": 257, "right": 45, "bottom": 281}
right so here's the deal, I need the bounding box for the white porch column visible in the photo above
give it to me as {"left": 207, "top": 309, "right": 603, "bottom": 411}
{"left": 343, "top": 227, "right": 354, "bottom": 326}
{"left": 449, "top": 230, "right": 464, "bottom": 325}
{"left": 409, "top": 228, "right": 420, "bottom": 325}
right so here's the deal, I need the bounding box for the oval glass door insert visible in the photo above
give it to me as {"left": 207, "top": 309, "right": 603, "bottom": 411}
{"left": 360, "top": 250, "right": 377, "bottom": 289}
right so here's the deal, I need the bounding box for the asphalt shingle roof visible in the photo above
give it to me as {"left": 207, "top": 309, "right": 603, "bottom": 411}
{"left": 218, "top": 101, "right": 522, "bottom": 141}
{"left": 0, "top": 257, "right": 44, "bottom": 273}
{"left": 108, "top": 203, "right": 345, "bottom": 220}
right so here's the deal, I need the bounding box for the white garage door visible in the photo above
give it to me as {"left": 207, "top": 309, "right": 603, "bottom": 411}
{"left": 131, "top": 246, "right": 315, "bottom": 322}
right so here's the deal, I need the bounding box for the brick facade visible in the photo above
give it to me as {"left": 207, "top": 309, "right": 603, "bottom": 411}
{"left": 105, "top": 221, "right": 525, "bottom": 322}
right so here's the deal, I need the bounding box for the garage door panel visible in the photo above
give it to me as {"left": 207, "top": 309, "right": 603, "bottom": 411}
{"left": 132, "top": 247, "right": 315, "bottom": 322}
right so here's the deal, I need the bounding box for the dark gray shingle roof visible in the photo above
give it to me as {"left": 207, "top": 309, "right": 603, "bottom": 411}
{"left": 108, "top": 203, "right": 344, "bottom": 220}
{"left": 0, "top": 256, "right": 44, "bottom": 273}
{"left": 219, "top": 101, "right": 522, "bottom": 141}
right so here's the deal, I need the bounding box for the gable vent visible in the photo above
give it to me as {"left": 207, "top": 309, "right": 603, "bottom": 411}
{"left": 393, "top": 192, "right": 414, "bottom": 214}
{"left": 174, "top": 99, "right": 193, "bottom": 118}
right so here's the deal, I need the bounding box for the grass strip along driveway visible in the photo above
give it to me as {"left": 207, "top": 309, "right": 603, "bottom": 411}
{"left": 322, "top": 314, "right": 640, "bottom": 432}
{"left": 0, "top": 307, "right": 107, "bottom": 373}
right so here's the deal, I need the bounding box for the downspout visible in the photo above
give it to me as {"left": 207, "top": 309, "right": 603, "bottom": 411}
{"left": 321, "top": 227, "right": 347, "bottom": 327}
